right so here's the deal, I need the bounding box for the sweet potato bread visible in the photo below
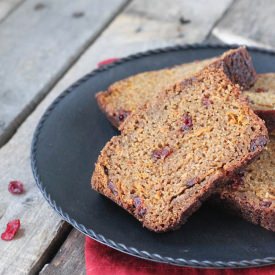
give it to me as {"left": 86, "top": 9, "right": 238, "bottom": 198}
{"left": 245, "top": 73, "right": 275, "bottom": 133}
{"left": 96, "top": 47, "right": 256, "bottom": 128}
{"left": 216, "top": 136, "right": 275, "bottom": 232}
{"left": 245, "top": 73, "right": 275, "bottom": 110}
{"left": 212, "top": 74, "right": 275, "bottom": 231}
{"left": 92, "top": 52, "right": 267, "bottom": 232}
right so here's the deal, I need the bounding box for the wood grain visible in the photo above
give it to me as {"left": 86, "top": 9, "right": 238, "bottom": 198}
{"left": 40, "top": 230, "right": 85, "bottom": 275}
{"left": 0, "top": 0, "right": 24, "bottom": 22}
{"left": 0, "top": 0, "right": 234, "bottom": 274}
{"left": 0, "top": 0, "right": 128, "bottom": 148}
{"left": 212, "top": 0, "right": 275, "bottom": 49}
{"left": 80, "top": 0, "right": 233, "bottom": 65}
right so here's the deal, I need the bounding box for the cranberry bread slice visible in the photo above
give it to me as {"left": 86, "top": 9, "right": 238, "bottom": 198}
{"left": 96, "top": 47, "right": 256, "bottom": 128}
{"left": 216, "top": 136, "right": 275, "bottom": 232}
{"left": 245, "top": 73, "right": 275, "bottom": 110}
{"left": 212, "top": 74, "right": 275, "bottom": 232}
{"left": 245, "top": 74, "right": 275, "bottom": 133}
{"left": 92, "top": 60, "right": 267, "bottom": 232}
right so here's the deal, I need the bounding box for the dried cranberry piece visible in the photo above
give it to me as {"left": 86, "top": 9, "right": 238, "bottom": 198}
{"left": 250, "top": 136, "right": 267, "bottom": 152}
{"left": 133, "top": 197, "right": 147, "bottom": 217}
{"left": 8, "top": 181, "right": 24, "bottom": 195}
{"left": 255, "top": 87, "right": 267, "bottom": 93}
{"left": 259, "top": 201, "right": 272, "bottom": 208}
{"left": 236, "top": 169, "right": 245, "bottom": 177}
{"left": 181, "top": 113, "right": 193, "bottom": 132}
{"left": 228, "top": 174, "right": 244, "bottom": 190}
{"left": 152, "top": 146, "right": 172, "bottom": 161}
{"left": 115, "top": 110, "right": 131, "bottom": 123}
{"left": 231, "top": 179, "right": 243, "bottom": 190}
{"left": 138, "top": 207, "right": 147, "bottom": 217}
{"left": 107, "top": 181, "right": 118, "bottom": 196}
{"left": 1, "top": 219, "right": 20, "bottom": 241}
{"left": 186, "top": 177, "right": 200, "bottom": 187}
{"left": 118, "top": 113, "right": 125, "bottom": 121}
{"left": 103, "top": 166, "right": 109, "bottom": 176}
{"left": 201, "top": 95, "right": 213, "bottom": 108}
{"left": 97, "top": 58, "right": 120, "bottom": 67}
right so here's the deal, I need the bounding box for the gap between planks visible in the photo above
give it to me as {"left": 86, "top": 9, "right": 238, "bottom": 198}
{"left": 0, "top": 0, "right": 25, "bottom": 24}
{"left": 39, "top": 230, "right": 85, "bottom": 275}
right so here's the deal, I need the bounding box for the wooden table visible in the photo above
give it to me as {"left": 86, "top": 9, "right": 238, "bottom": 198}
{"left": 0, "top": 0, "right": 275, "bottom": 274}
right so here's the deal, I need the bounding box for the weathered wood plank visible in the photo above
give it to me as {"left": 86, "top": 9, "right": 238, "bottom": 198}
{"left": 212, "top": 0, "right": 275, "bottom": 49}
{"left": 0, "top": 0, "right": 233, "bottom": 274}
{"left": 40, "top": 230, "right": 85, "bottom": 275}
{"left": 0, "top": 0, "right": 128, "bottom": 148}
{"left": 0, "top": 0, "right": 24, "bottom": 22}
{"left": 80, "top": 0, "right": 233, "bottom": 65}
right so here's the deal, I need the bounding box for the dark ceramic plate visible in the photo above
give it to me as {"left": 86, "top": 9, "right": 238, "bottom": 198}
{"left": 31, "top": 45, "right": 275, "bottom": 268}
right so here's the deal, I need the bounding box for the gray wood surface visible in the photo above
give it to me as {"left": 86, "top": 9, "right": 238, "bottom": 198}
{"left": 40, "top": 230, "right": 85, "bottom": 275}
{"left": 82, "top": 0, "right": 233, "bottom": 64}
{"left": 212, "top": 0, "right": 275, "bottom": 49}
{"left": 0, "top": 0, "right": 24, "bottom": 22}
{"left": 0, "top": 0, "right": 128, "bottom": 148}
{"left": 0, "top": 42, "right": 90, "bottom": 273}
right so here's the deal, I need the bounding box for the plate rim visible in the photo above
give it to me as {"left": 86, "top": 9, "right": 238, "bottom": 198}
{"left": 31, "top": 43, "right": 275, "bottom": 268}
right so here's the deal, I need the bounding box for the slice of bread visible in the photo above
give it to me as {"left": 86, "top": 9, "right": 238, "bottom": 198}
{"left": 92, "top": 48, "right": 267, "bottom": 232}
{"left": 215, "top": 136, "right": 275, "bottom": 232}
{"left": 244, "top": 74, "right": 275, "bottom": 133}
{"left": 210, "top": 74, "right": 275, "bottom": 232}
{"left": 96, "top": 47, "right": 256, "bottom": 128}
{"left": 245, "top": 73, "right": 275, "bottom": 110}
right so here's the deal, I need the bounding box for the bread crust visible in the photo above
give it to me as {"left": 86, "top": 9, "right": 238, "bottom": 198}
{"left": 216, "top": 194, "right": 275, "bottom": 232}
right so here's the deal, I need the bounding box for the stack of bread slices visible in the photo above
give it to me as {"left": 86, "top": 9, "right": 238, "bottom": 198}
{"left": 92, "top": 47, "right": 275, "bottom": 232}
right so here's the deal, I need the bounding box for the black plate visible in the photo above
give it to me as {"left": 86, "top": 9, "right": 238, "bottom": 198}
{"left": 31, "top": 44, "right": 275, "bottom": 268}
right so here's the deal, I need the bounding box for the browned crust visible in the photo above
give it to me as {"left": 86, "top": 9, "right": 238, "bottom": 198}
{"left": 96, "top": 91, "right": 121, "bottom": 128}
{"left": 218, "top": 46, "right": 257, "bottom": 90}
{"left": 212, "top": 194, "right": 275, "bottom": 232}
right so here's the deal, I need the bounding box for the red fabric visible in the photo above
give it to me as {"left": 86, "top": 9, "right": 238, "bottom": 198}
{"left": 85, "top": 237, "right": 275, "bottom": 275}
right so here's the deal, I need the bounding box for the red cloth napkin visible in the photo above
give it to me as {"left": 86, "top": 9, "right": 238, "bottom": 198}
{"left": 85, "top": 237, "right": 274, "bottom": 275}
